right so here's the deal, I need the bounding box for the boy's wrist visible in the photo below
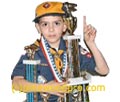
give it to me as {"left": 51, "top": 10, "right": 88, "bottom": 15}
{"left": 86, "top": 41, "right": 96, "bottom": 49}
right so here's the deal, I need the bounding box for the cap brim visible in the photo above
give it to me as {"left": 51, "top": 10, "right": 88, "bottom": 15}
{"left": 33, "top": 13, "right": 65, "bottom": 23}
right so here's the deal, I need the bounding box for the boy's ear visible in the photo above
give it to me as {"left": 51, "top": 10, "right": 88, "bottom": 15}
{"left": 35, "top": 23, "right": 41, "bottom": 33}
{"left": 63, "top": 24, "right": 67, "bottom": 32}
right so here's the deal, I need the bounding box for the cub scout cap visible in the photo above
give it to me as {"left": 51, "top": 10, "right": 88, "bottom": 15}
{"left": 33, "top": 2, "right": 65, "bottom": 23}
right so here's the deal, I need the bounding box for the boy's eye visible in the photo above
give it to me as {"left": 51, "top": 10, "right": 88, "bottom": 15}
{"left": 55, "top": 21, "right": 60, "bottom": 25}
{"left": 42, "top": 23, "right": 48, "bottom": 26}
{"left": 40, "top": 22, "right": 48, "bottom": 27}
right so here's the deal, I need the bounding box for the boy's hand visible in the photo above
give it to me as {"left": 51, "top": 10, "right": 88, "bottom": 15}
{"left": 44, "top": 80, "right": 68, "bottom": 97}
{"left": 83, "top": 16, "right": 97, "bottom": 44}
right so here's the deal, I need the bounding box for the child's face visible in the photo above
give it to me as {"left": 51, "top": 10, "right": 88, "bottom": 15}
{"left": 36, "top": 16, "right": 67, "bottom": 46}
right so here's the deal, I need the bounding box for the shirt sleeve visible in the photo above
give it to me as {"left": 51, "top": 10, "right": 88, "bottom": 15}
{"left": 11, "top": 54, "right": 28, "bottom": 80}
{"left": 79, "top": 46, "right": 98, "bottom": 75}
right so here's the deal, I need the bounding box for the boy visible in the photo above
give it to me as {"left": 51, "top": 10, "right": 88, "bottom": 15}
{"left": 11, "top": 1, "right": 109, "bottom": 102}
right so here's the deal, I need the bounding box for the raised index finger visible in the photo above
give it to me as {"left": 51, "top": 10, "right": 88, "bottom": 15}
{"left": 83, "top": 16, "right": 87, "bottom": 27}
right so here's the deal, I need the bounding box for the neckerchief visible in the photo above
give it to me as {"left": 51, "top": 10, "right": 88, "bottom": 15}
{"left": 49, "top": 48, "right": 64, "bottom": 74}
{"left": 40, "top": 36, "right": 67, "bottom": 82}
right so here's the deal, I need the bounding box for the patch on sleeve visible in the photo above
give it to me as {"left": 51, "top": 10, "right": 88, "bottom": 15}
{"left": 86, "top": 53, "right": 92, "bottom": 58}
{"left": 80, "top": 47, "right": 92, "bottom": 58}
{"left": 80, "top": 47, "right": 88, "bottom": 55}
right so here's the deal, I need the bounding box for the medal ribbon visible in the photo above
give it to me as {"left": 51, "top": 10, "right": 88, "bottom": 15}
{"left": 40, "top": 36, "right": 67, "bottom": 82}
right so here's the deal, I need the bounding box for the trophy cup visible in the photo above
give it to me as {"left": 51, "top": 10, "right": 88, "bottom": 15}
{"left": 61, "top": 2, "right": 91, "bottom": 102}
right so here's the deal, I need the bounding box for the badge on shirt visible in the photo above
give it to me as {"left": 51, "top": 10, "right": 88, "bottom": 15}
{"left": 80, "top": 47, "right": 92, "bottom": 58}
{"left": 40, "top": 63, "right": 48, "bottom": 66}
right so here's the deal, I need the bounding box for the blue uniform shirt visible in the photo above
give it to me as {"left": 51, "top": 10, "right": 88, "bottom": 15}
{"left": 11, "top": 38, "right": 97, "bottom": 101}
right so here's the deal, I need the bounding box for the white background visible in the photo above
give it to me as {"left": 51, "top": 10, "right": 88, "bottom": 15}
{"left": 0, "top": 0, "right": 119, "bottom": 101}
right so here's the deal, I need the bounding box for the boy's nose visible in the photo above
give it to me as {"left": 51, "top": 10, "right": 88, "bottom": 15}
{"left": 49, "top": 24, "right": 54, "bottom": 32}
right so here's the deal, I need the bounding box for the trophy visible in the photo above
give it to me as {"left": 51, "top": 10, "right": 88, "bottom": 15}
{"left": 61, "top": 2, "right": 91, "bottom": 102}
{"left": 23, "top": 45, "right": 40, "bottom": 102}
{"left": 23, "top": 42, "right": 50, "bottom": 102}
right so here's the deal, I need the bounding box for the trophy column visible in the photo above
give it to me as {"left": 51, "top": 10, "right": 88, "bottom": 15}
{"left": 23, "top": 46, "right": 40, "bottom": 102}
{"left": 63, "top": 35, "right": 81, "bottom": 102}
{"left": 63, "top": 35, "right": 91, "bottom": 102}
{"left": 23, "top": 60, "right": 40, "bottom": 102}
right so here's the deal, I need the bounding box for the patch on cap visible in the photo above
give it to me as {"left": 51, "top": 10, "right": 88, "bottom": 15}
{"left": 43, "top": 2, "right": 50, "bottom": 8}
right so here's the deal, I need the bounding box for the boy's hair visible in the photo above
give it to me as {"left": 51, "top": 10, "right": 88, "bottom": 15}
{"left": 33, "top": 2, "right": 66, "bottom": 23}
